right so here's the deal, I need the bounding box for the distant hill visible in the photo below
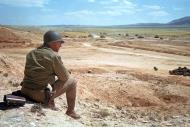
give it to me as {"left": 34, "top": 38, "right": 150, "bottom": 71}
{"left": 125, "top": 23, "right": 165, "bottom": 27}
{"left": 167, "top": 16, "right": 190, "bottom": 25}
{"left": 2, "top": 16, "right": 190, "bottom": 28}
{"left": 115, "top": 16, "right": 190, "bottom": 27}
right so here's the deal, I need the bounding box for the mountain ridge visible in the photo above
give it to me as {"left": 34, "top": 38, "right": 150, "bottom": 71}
{"left": 168, "top": 16, "right": 190, "bottom": 25}
{"left": 124, "top": 16, "right": 190, "bottom": 27}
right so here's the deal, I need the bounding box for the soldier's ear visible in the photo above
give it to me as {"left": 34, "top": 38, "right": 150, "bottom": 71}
{"left": 48, "top": 43, "right": 54, "bottom": 49}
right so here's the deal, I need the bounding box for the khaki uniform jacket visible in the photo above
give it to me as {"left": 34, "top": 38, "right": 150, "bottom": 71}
{"left": 22, "top": 47, "right": 70, "bottom": 90}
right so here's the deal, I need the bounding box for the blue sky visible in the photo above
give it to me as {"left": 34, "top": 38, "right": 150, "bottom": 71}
{"left": 0, "top": 0, "right": 189, "bottom": 25}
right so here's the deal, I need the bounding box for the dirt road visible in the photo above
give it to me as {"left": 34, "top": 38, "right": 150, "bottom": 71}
{"left": 59, "top": 41, "right": 190, "bottom": 73}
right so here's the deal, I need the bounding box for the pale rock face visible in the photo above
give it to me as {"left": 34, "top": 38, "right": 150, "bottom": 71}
{"left": 0, "top": 27, "right": 32, "bottom": 48}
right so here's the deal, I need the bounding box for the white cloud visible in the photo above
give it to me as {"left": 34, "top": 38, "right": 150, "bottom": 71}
{"left": 64, "top": 10, "right": 94, "bottom": 18}
{"left": 112, "top": 0, "right": 119, "bottom": 2}
{"left": 41, "top": 8, "right": 55, "bottom": 12}
{"left": 88, "top": 0, "right": 95, "bottom": 3}
{"left": 123, "top": 0, "right": 134, "bottom": 7}
{"left": 63, "top": 0, "right": 140, "bottom": 19}
{"left": 0, "top": 0, "right": 48, "bottom": 7}
{"left": 142, "top": 4, "right": 169, "bottom": 17}
{"left": 100, "top": 0, "right": 120, "bottom": 5}
{"left": 105, "top": 5, "right": 135, "bottom": 15}
{"left": 99, "top": 0, "right": 137, "bottom": 16}
{"left": 149, "top": 10, "right": 169, "bottom": 17}
{"left": 64, "top": 0, "right": 137, "bottom": 17}
{"left": 98, "top": 10, "right": 122, "bottom": 16}
{"left": 64, "top": 7, "right": 135, "bottom": 18}
{"left": 144, "top": 5, "right": 161, "bottom": 10}
{"left": 173, "top": 7, "right": 183, "bottom": 11}
{"left": 100, "top": 0, "right": 133, "bottom": 5}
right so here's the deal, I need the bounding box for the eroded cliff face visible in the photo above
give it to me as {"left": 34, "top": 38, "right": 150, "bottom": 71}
{"left": 0, "top": 27, "right": 32, "bottom": 48}
{"left": 0, "top": 54, "right": 23, "bottom": 88}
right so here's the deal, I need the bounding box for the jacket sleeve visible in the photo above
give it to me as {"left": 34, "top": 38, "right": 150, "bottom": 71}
{"left": 52, "top": 55, "right": 70, "bottom": 82}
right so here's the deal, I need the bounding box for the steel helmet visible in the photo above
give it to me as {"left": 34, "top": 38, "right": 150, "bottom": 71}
{"left": 43, "top": 31, "right": 64, "bottom": 45}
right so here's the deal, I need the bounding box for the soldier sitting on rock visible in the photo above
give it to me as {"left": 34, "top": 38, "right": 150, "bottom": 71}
{"left": 20, "top": 31, "right": 80, "bottom": 119}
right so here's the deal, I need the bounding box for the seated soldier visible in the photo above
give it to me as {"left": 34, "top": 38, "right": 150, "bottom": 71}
{"left": 21, "top": 30, "right": 80, "bottom": 119}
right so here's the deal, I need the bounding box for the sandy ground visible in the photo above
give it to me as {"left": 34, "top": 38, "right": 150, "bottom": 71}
{"left": 0, "top": 27, "right": 190, "bottom": 127}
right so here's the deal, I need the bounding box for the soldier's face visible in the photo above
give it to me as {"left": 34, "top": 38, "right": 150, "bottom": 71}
{"left": 50, "top": 41, "right": 62, "bottom": 52}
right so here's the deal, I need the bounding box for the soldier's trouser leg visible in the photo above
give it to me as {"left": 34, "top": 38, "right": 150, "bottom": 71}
{"left": 52, "top": 78, "right": 80, "bottom": 119}
{"left": 52, "top": 78, "right": 77, "bottom": 111}
{"left": 21, "top": 78, "right": 77, "bottom": 104}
